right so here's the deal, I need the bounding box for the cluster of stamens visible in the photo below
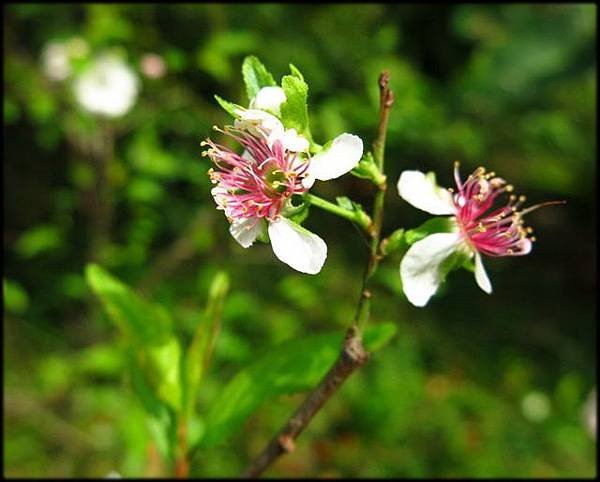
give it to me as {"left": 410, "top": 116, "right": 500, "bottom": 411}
{"left": 202, "top": 126, "right": 310, "bottom": 223}
{"left": 451, "top": 162, "right": 555, "bottom": 257}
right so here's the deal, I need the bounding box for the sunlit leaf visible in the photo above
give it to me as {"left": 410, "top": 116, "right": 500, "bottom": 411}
{"left": 280, "top": 74, "right": 311, "bottom": 140}
{"left": 242, "top": 55, "right": 276, "bottom": 101}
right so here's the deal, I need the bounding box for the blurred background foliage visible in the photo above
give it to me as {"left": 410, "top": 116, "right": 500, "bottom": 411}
{"left": 3, "top": 3, "right": 596, "bottom": 477}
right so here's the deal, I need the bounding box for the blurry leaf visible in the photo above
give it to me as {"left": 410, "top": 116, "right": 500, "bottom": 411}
{"left": 3, "top": 278, "right": 29, "bottom": 315}
{"left": 199, "top": 323, "right": 397, "bottom": 448}
{"left": 126, "top": 178, "right": 165, "bottom": 203}
{"left": 214, "top": 95, "right": 242, "bottom": 118}
{"left": 86, "top": 264, "right": 183, "bottom": 412}
{"left": 197, "top": 31, "right": 257, "bottom": 81}
{"left": 85, "top": 264, "right": 172, "bottom": 346}
{"left": 242, "top": 55, "right": 276, "bottom": 101}
{"left": 185, "top": 271, "right": 229, "bottom": 416}
{"left": 128, "top": 349, "right": 176, "bottom": 461}
{"left": 127, "top": 128, "right": 180, "bottom": 179}
{"left": 280, "top": 74, "right": 311, "bottom": 140}
{"left": 76, "top": 344, "right": 124, "bottom": 377}
{"left": 59, "top": 272, "right": 87, "bottom": 300}
{"left": 362, "top": 322, "right": 397, "bottom": 352}
{"left": 15, "top": 225, "right": 63, "bottom": 258}
{"left": 405, "top": 217, "right": 456, "bottom": 245}
{"left": 144, "top": 337, "right": 183, "bottom": 411}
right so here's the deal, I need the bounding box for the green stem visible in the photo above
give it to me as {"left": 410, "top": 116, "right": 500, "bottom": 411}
{"left": 304, "top": 193, "right": 371, "bottom": 233}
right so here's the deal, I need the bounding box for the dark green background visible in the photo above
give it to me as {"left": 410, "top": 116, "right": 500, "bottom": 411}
{"left": 3, "top": 4, "right": 596, "bottom": 477}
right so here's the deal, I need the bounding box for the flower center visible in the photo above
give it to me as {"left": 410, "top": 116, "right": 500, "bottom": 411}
{"left": 263, "top": 161, "right": 290, "bottom": 196}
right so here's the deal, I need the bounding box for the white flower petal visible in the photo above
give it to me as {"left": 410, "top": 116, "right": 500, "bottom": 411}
{"left": 229, "top": 218, "right": 264, "bottom": 248}
{"left": 281, "top": 128, "right": 310, "bottom": 152}
{"left": 301, "top": 174, "right": 316, "bottom": 190}
{"left": 249, "top": 86, "right": 287, "bottom": 116}
{"left": 307, "top": 133, "right": 363, "bottom": 181}
{"left": 400, "top": 232, "right": 461, "bottom": 307}
{"left": 235, "top": 108, "right": 284, "bottom": 134}
{"left": 268, "top": 217, "right": 327, "bottom": 274}
{"left": 474, "top": 252, "right": 493, "bottom": 294}
{"left": 397, "top": 170, "right": 456, "bottom": 215}
{"left": 267, "top": 127, "right": 309, "bottom": 153}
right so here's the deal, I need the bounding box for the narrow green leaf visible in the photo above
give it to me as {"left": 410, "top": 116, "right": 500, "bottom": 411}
{"left": 279, "top": 75, "right": 311, "bottom": 140}
{"left": 404, "top": 217, "right": 456, "bottom": 245}
{"left": 85, "top": 264, "right": 172, "bottom": 346}
{"left": 185, "top": 271, "right": 230, "bottom": 416}
{"left": 86, "top": 264, "right": 183, "bottom": 412}
{"left": 288, "top": 63, "right": 304, "bottom": 81}
{"left": 145, "top": 337, "right": 183, "bottom": 411}
{"left": 199, "top": 323, "right": 396, "bottom": 448}
{"left": 214, "top": 94, "right": 243, "bottom": 118}
{"left": 241, "top": 55, "right": 276, "bottom": 101}
{"left": 336, "top": 196, "right": 354, "bottom": 211}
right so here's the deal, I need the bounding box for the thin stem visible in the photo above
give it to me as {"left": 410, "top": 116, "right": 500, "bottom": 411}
{"left": 304, "top": 193, "right": 372, "bottom": 233}
{"left": 174, "top": 417, "right": 189, "bottom": 478}
{"left": 241, "top": 72, "right": 394, "bottom": 478}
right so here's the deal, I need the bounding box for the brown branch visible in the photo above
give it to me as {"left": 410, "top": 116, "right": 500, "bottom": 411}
{"left": 241, "top": 325, "right": 369, "bottom": 478}
{"left": 241, "top": 72, "right": 394, "bottom": 478}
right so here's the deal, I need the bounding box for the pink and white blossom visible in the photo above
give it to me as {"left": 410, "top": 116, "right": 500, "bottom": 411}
{"left": 204, "top": 87, "right": 363, "bottom": 274}
{"left": 397, "top": 162, "right": 558, "bottom": 306}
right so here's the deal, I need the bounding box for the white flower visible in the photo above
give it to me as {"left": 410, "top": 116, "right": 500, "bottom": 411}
{"left": 397, "top": 164, "right": 546, "bottom": 307}
{"left": 204, "top": 87, "right": 364, "bottom": 274}
{"left": 41, "top": 41, "right": 72, "bottom": 81}
{"left": 73, "top": 54, "right": 139, "bottom": 118}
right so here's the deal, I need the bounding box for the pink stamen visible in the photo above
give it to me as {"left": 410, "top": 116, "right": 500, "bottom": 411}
{"left": 452, "top": 162, "right": 563, "bottom": 257}
{"left": 202, "top": 126, "right": 310, "bottom": 223}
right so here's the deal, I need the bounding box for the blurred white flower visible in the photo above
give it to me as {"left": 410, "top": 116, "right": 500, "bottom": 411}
{"left": 41, "top": 37, "right": 89, "bottom": 82}
{"left": 582, "top": 389, "right": 596, "bottom": 440}
{"left": 140, "top": 53, "right": 166, "bottom": 79}
{"left": 41, "top": 41, "right": 72, "bottom": 81}
{"left": 74, "top": 54, "right": 139, "bottom": 118}
{"left": 521, "top": 391, "right": 551, "bottom": 423}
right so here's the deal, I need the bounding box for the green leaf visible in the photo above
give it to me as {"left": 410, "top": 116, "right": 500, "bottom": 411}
{"left": 363, "top": 322, "right": 398, "bottom": 352}
{"left": 214, "top": 94, "right": 243, "bottom": 118}
{"left": 351, "top": 152, "right": 386, "bottom": 186}
{"left": 85, "top": 264, "right": 184, "bottom": 411}
{"left": 185, "top": 271, "right": 229, "bottom": 416}
{"left": 15, "top": 224, "right": 63, "bottom": 258}
{"left": 288, "top": 63, "right": 304, "bottom": 81}
{"left": 242, "top": 55, "right": 276, "bottom": 101}
{"left": 145, "top": 337, "right": 183, "bottom": 411}
{"left": 128, "top": 349, "right": 177, "bottom": 462}
{"left": 382, "top": 228, "right": 406, "bottom": 256}
{"left": 199, "top": 323, "right": 396, "bottom": 448}
{"left": 279, "top": 74, "right": 311, "bottom": 140}
{"left": 85, "top": 264, "right": 172, "bottom": 346}
{"left": 404, "top": 217, "right": 456, "bottom": 245}
{"left": 439, "top": 248, "right": 475, "bottom": 280}
{"left": 336, "top": 196, "right": 354, "bottom": 211}
{"left": 3, "top": 278, "right": 29, "bottom": 315}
